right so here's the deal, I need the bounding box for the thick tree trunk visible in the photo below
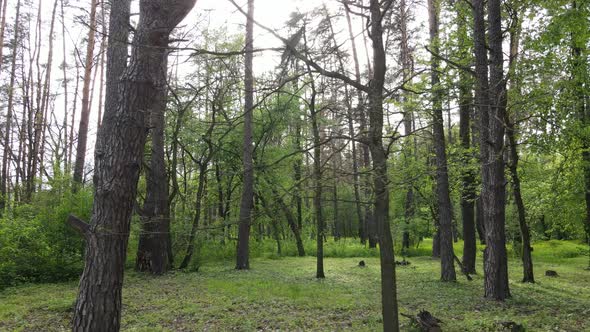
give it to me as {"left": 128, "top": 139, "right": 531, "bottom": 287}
{"left": 72, "top": 0, "right": 98, "bottom": 185}
{"left": 70, "top": 1, "right": 195, "bottom": 330}
{"left": 428, "top": 0, "right": 456, "bottom": 282}
{"left": 236, "top": 0, "right": 255, "bottom": 270}
{"left": 481, "top": 0, "right": 510, "bottom": 300}
{"left": 136, "top": 92, "right": 171, "bottom": 274}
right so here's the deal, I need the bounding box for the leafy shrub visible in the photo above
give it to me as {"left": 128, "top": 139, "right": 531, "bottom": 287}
{"left": 0, "top": 187, "right": 92, "bottom": 289}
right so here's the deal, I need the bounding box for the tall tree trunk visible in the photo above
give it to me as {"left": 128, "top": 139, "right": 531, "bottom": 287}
{"left": 309, "top": 72, "right": 324, "bottom": 278}
{"left": 235, "top": 0, "right": 255, "bottom": 270}
{"left": 482, "top": 0, "right": 510, "bottom": 300}
{"left": 136, "top": 81, "right": 172, "bottom": 274}
{"left": 70, "top": 1, "right": 195, "bottom": 330}
{"left": 459, "top": 72, "right": 476, "bottom": 273}
{"left": 399, "top": 0, "right": 414, "bottom": 251}
{"left": 1, "top": 0, "right": 21, "bottom": 214}
{"left": 344, "top": 3, "right": 371, "bottom": 244}
{"left": 505, "top": 7, "right": 534, "bottom": 283}
{"left": 72, "top": 0, "right": 98, "bottom": 185}
{"left": 456, "top": 0, "right": 476, "bottom": 274}
{"left": 36, "top": 0, "right": 59, "bottom": 193}
{"left": 428, "top": 0, "right": 456, "bottom": 281}
{"left": 570, "top": 1, "right": 590, "bottom": 269}
{"left": 367, "top": 1, "right": 399, "bottom": 330}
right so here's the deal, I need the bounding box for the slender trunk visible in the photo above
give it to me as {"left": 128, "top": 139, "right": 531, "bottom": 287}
{"left": 344, "top": 3, "right": 371, "bottom": 244}
{"left": 428, "top": 0, "right": 456, "bottom": 281}
{"left": 368, "top": 1, "right": 399, "bottom": 330}
{"left": 60, "top": 0, "right": 69, "bottom": 170}
{"left": 37, "top": 0, "right": 59, "bottom": 192}
{"left": 235, "top": 0, "right": 255, "bottom": 270}
{"left": 570, "top": 1, "right": 589, "bottom": 269}
{"left": 456, "top": 0, "right": 476, "bottom": 274}
{"left": 179, "top": 161, "right": 208, "bottom": 269}
{"left": 309, "top": 72, "right": 324, "bottom": 278}
{"left": 459, "top": 72, "right": 476, "bottom": 273}
{"left": 399, "top": 0, "right": 414, "bottom": 250}
{"left": 1, "top": 0, "right": 21, "bottom": 213}
{"left": 72, "top": 0, "right": 98, "bottom": 185}
{"left": 96, "top": 2, "right": 107, "bottom": 129}
{"left": 0, "top": 0, "right": 8, "bottom": 78}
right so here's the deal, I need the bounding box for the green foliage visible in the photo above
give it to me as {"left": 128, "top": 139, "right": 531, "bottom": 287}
{"left": 0, "top": 182, "right": 92, "bottom": 289}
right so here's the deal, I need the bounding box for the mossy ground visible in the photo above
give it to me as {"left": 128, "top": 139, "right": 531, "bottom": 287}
{"left": 1, "top": 239, "right": 588, "bottom": 331}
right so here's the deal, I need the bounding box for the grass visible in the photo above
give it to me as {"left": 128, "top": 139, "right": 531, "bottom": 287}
{"left": 0, "top": 239, "right": 589, "bottom": 331}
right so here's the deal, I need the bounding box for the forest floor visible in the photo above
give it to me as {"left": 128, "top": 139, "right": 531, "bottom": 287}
{"left": 0, "top": 240, "right": 589, "bottom": 331}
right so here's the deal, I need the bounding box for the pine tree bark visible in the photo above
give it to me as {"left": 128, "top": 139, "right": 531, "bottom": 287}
{"left": 476, "top": 0, "right": 510, "bottom": 300}
{"left": 136, "top": 87, "right": 172, "bottom": 274}
{"left": 457, "top": 0, "right": 476, "bottom": 274}
{"left": 367, "top": 1, "right": 399, "bottom": 329}
{"left": 70, "top": 0, "right": 195, "bottom": 329}
{"left": 428, "top": 0, "right": 456, "bottom": 281}
{"left": 235, "top": 0, "right": 255, "bottom": 270}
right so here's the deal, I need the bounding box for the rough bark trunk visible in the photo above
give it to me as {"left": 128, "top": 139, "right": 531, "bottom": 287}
{"left": 368, "top": 1, "right": 399, "bottom": 330}
{"left": 456, "top": 0, "right": 476, "bottom": 273}
{"left": 481, "top": 0, "right": 510, "bottom": 300}
{"left": 428, "top": 0, "right": 456, "bottom": 281}
{"left": 70, "top": 1, "right": 195, "bottom": 330}
{"left": 235, "top": 0, "right": 255, "bottom": 270}
{"left": 136, "top": 86, "right": 171, "bottom": 274}
{"left": 459, "top": 72, "right": 476, "bottom": 274}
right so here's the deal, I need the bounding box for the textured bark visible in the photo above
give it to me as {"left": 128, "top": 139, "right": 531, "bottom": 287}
{"left": 459, "top": 73, "right": 476, "bottom": 274}
{"left": 136, "top": 93, "right": 171, "bottom": 274}
{"left": 72, "top": 0, "right": 98, "bottom": 185}
{"left": 368, "top": 1, "right": 399, "bottom": 330}
{"left": 71, "top": 0, "right": 195, "bottom": 330}
{"left": 481, "top": 0, "right": 510, "bottom": 300}
{"left": 235, "top": 0, "right": 255, "bottom": 270}
{"left": 457, "top": 0, "right": 476, "bottom": 274}
{"left": 428, "top": 0, "right": 456, "bottom": 282}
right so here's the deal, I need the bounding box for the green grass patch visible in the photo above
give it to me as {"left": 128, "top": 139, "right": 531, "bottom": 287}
{"left": 1, "top": 239, "right": 589, "bottom": 331}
